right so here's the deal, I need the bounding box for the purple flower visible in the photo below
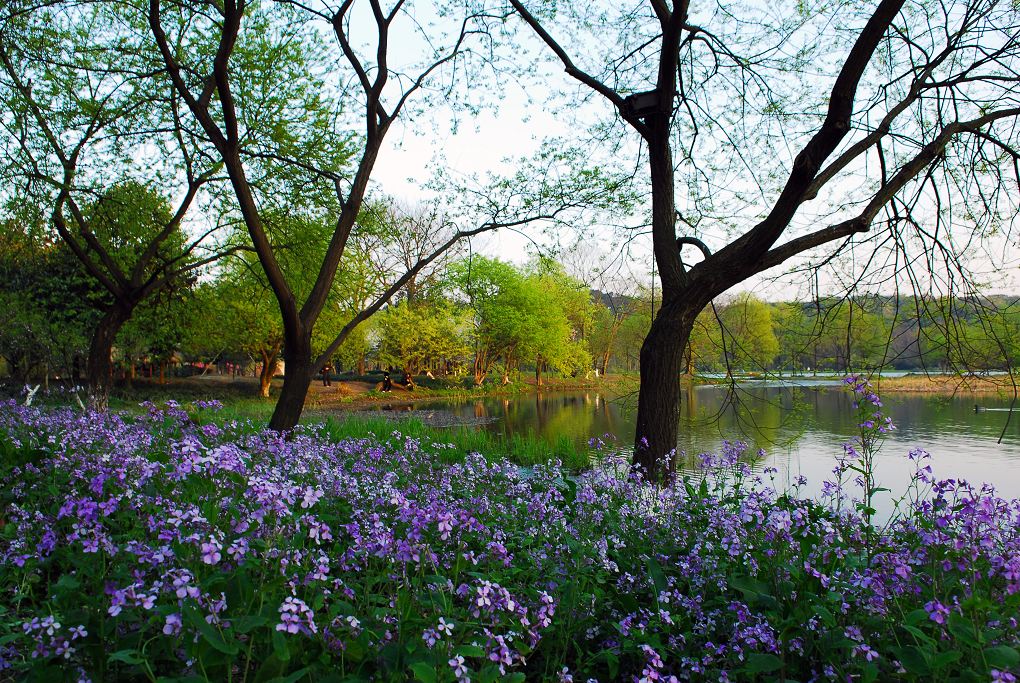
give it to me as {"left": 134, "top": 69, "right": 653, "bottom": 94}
{"left": 163, "top": 613, "right": 182, "bottom": 636}
{"left": 200, "top": 539, "right": 221, "bottom": 565}
{"left": 276, "top": 597, "right": 317, "bottom": 636}
{"left": 449, "top": 655, "right": 468, "bottom": 679}
{"left": 924, "top": 600, "right": 950, "bottom": 625}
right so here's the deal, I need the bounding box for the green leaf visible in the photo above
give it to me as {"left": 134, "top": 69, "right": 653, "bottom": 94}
{"left": 108, "top": 649, "right": 145, "bottom": 665}
{"left": 456, "top": 644, "right": 486, "bottom": 658}
{"left": 476, "top": 665, "right": 500, "bottom": 683}
{"left": 409, "top": 663, "right": 437, "bottom": 683}
{"left": 891, "top": 646, "right": 930, "bottom": 675}
{"left": 183, "top": 606, "right": 237, "bottom": 655}
{"left": 272, "top": 629, "right": 291, "bottom": 662}
{"left": 947, "top": 613, "right": 980, "bottom": 648}
{"left": 901, "top": 624, "right": 934, "bottom": 644}
{"left": 904, "top": 608, "right": 930, "bottom": 626}
{"left": 267, "top": 668, "right": 310, "bottom": 683}
{"left": 328, "top": 600, "right": 355, "bottom": 617}
{"left": 812, "top": 604, "right": 836, "bottom": 628}
{"left": 233, "top": 615, "right": 269, "bottom": 633}
{"left": 932, "top": 649, "right": 962, "bottom": 669}
{"left": 745, "top": 653, "right": 783, "bottom": 673}
{"left": 253, "top": 653, "right": 286, "bottom": 683}
{"left": 646, "top": 556, "right": 667, "bottom": 598}
{"left": 984, "top": 645, "right": 1020, "bottom": 669}
{"left": 54, "top": 573, "right": 81, "bottom": 591}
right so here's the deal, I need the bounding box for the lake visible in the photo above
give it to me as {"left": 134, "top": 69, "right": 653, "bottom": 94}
{"left": 356, "top": 381, "right": 1020, "bottom": 505}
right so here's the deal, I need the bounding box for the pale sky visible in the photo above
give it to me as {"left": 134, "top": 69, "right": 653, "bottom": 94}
{"left": 346, "top": 2, "right": 1020, "bottom": 304}
{"left": 370, "top": 103, "right": 1020, "bottom": 302}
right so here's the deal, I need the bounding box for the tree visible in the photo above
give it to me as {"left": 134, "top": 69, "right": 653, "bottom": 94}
{"left": 508, "top": 0, "right": 1020, "bottom": 480}
{"left": 771, "top": 302, "right": 812, "bottom": 373}
{"left": 717, "top": 294, "right": 779, "bottom": 372}
{"left": 451, "top": 257, "right": 546, "bottom": 384}
{"left": 0, "top": 214, "right": 100, "bottom": 384}
{"left": 375, "top": 300, "right": 471, "bottom": 377}
{"left": 148, "top": 0, "right": 627, "bottom": 430}
{"left": 117, "top": 285, "right": 194, "bottom": 384}
{"left": 528, "top": 258, "right": 593, "bottom": 384}
{"left": 810, "top": 298, "right": 889, "bottom": 372}
{"left": 197, "top": 207, "right": 386, "bottom": 398}
{"left": 0, "top": 4, "right": 232, "bottom": 406}
{"left": 187, "top": 270, "right": 285, "bottom": 397}
{"left": 685, "top": 307, "right": 723, "bottom": 374}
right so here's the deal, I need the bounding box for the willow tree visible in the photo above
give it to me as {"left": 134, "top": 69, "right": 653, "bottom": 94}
{"left": 508, "top": 0, "right": 1020, "bottom": 480}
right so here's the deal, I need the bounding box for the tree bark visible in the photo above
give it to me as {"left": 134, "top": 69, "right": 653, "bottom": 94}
{"left": 86, "top": 304, "right": 132, "bottom": 410}
{"left": 632, "top": 302, "right": 694, "bottom": 482}
{"left": 259, "top": 345, "right": 281, "bottom": 399}
{"left": 268, "top": 334, "right": 312, "bottom": 431}
{"left": 474, "top": 348, "right": 488, "bottom": 385}
{"left": 535, "top": 356, "right": 543, "bottom": 386}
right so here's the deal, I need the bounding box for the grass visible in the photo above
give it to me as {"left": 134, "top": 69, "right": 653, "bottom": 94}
{"left": 315, "top": 414, "right": 592, "bottom": 470}
{"left": 5, "top": 380, "right": 597, "bottom": 471}
{"left": 95, "top": 380, "right": 600, "bottom": 471}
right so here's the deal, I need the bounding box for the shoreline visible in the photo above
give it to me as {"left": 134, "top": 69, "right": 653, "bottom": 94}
{"left": 54, "top": 373, "right": 639, "bottom": 415}
{"left": 676, "top": 372, "right": 1018, "bottom": 395}
{"left": 8, "top": 371, "right": 1013, "bottom": 417}
{"left": 303, "top": 374, "right": 638, "bottom": 413}
{"left": 872, "top": 373, "right": 1018, "bottom": 395}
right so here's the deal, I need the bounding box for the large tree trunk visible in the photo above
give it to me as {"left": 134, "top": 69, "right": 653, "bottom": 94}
{"left": 632, "top": 304, "right": 692, "bottom": 482}
{"left": 268, "top": 334, "right": 313, "bottom": 431}
{"left": 86, "top": 304, "right": 132, "bottom": 410}
{"left": 535, "top": 356, "right": 543, "bottom": 386}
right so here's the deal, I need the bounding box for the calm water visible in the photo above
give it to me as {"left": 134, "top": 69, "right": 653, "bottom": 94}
{"left": 357, "top": 383, "right": 1020, "bottom": 503}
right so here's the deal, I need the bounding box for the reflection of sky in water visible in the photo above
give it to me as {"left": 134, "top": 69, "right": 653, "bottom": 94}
{"left": 356, "top": 385, "right": 1020, "bottom": 505}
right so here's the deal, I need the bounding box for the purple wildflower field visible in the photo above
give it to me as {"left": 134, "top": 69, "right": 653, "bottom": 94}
{"left": 0, "top": 379, "right": 1019, "bottom": 681}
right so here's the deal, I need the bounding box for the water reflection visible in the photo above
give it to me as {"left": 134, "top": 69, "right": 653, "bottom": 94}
{"left": 354, "top": 386, "right": 1020, "bottom": 501}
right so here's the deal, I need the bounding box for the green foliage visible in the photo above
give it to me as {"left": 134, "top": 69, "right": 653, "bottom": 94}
{"left": 3, "top": 389, "right": 1019, "bottom": 680}
{"left": 117, "top": 289, "right": 194, "bottom": 367}
{"left": 0, "top": 217, "right": 101, "bottom": 380}
{"left": 83, "top": 182, "right": 185, "bottom": 282}
{"left": 450, "top": 256, "right": 591, "bottom": 382}
{"left": 527, "top": 258, "right": 593, "bottom": 377}
{"left": 375, "top": 300, "right": 471, "bottom": 375}
{"left": 718, "top": 294, "right": 780, "bottom": 371}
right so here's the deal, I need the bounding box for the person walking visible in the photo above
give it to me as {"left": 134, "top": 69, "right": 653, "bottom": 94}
{"left": 321, "top": 363, "right": 332, "bottom": 387}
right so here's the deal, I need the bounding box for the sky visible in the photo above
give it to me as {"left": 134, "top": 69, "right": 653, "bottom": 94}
{"left": 365, "top": 91, "right": 656, "bottom": 296}
{"left": 368, "top": 99, "right": 1020, "bottom": 303}
{"left": 354, "top": 3, "right": 1020, "bottom": 304}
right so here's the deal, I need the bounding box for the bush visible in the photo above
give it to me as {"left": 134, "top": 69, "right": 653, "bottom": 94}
{"left": 0, "top": 380, "right": 1018, "bottom": 681}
